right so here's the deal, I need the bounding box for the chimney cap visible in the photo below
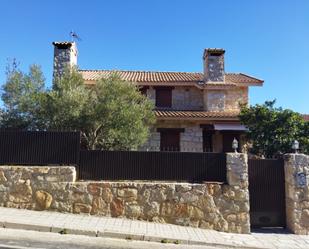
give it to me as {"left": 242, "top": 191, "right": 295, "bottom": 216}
{"left": 203, "top": 48, "right": 225, "bottom": 59}
{"left": 52, "top": 41, "right": 75, "bottom": 48}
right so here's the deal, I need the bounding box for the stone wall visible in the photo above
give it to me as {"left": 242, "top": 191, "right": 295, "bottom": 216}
{"left": 139, "top": 130, "right": 160, "bottom": 151}
{"left": 284, "top": 153, "right": 309, "bottom": 235}
{"left": 0, "top": 153, "right": 250, "bottom": 233}
{"left": 172, "top": 87, "right": 203, "bottom": 110}
{"left": 146, "top": 86, "right": 204, "bottom": 110}
{"left": 180, "top": 126, "right": 203, "bottom": 152}
{"left": 204, "top": 88, "right": 248, "bottom": 112}
{"left": 145, "top": 86, "right": 248, "bottom": 113}
{"left": 225, "top": 88, "right": 248, "bottom": 111}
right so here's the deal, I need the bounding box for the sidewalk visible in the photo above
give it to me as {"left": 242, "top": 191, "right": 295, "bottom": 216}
{"left": 0, "top": 207, "right": 308, "bottom": 249}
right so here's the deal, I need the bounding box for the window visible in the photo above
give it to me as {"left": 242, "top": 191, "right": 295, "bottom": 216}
{"left": 155, "top": 87, "right": 173, "bottom": 108}
{"left": 201, "top": 125, "right": 214, "bottom": 152}
{"left": 158, "top": 128, "right": 184, "bottom": 151}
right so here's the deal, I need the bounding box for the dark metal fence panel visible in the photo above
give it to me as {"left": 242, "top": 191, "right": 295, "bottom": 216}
{"left": 0, "top": 131, "right": 80, "bottom": 165}
{"left": 248, "top": 159, "right": 286, "bottom": 228}
{"left": 78, "top": 150, "right": 226, "bottom": 183}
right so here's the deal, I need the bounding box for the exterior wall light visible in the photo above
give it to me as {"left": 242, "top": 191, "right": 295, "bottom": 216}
{"left": 232, "top": 138, "right": 238, "bottom": 153}
{"left": 292, "top": 140, "right": 299, "bottom": 154}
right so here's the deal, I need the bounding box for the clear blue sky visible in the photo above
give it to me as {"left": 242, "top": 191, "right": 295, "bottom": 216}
{"left": 0, "top": 0, "right": 308, "bottom": 113}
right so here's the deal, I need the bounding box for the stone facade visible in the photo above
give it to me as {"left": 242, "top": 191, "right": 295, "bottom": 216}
{"left": 284, "top": 153, "right": 309, "bottom": 235}
{"left": 146, "top": 86, "right": 204, "bottom": 110}
{"left": 180, "top": 126, "right": 203, "bottom": 152}
{"left": 0, "top": 153, "right": 250, "bottom": 233}
{"left": 145, "top": 86, "right": 247, "bottom": 112}
{"left": 140, "top": 130, "right": 160, "bottom": 151}
{"left": 204, "top": 88, "right": 248, "bottom": 112}
{"left": 172, "top": 87, "right": 203, "bottom": 110}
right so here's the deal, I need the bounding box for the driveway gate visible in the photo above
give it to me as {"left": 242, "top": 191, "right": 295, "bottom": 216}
{"left": 248, "top": 159, "right": 286, "bottom": 228}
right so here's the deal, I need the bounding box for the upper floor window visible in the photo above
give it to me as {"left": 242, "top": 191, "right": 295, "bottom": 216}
{"left": 155, "top": 87, "right": 173, "bottom": 108}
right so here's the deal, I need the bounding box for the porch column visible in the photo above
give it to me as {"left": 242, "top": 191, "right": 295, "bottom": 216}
{"left": 284, "top": 153, "right": 309, "bottom": 235}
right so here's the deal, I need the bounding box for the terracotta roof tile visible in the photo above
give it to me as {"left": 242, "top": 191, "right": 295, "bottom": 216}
{"left": 80, "top": 70, "right": 202, "bottom": 83}
{"left": 79, "top": 69, "right": 263, "bottom": 85}
{"left": 155, "top": 110, "right": 239, "bottom": 119}
{"left": 225, "top": 73, "right": 263, "bottom": 84}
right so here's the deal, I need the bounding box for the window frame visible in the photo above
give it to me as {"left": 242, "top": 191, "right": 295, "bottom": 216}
{"left": 155, "top": 87, "right": 173, "bottom": 108}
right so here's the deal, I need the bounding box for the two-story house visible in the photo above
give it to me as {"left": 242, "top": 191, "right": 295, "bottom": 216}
{"left": 52, "top": 41, "right": 263, "bottom": 153}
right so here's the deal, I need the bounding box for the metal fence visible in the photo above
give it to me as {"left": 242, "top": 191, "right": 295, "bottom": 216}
{"left": 78, "top": 150, "right": 227, "bottom": 183}
{"left": 0, "top": 131, "right": 227, "bottom": 183}
{"left": 0, "top": 131, "right": 80, "bottom": 165}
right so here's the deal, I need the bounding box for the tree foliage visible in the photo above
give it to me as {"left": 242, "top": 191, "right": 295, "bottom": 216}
{"left": 82, "top": 75, "right": 155, "bottom": 150}
{"left": 1, "top": 64, "right": 155, "bottom": 150}
{"left": 1, "top": 60, "right": 45, "bottom": 130}
{"left": 239, "top": 100, "right": 309, "bottom": 158}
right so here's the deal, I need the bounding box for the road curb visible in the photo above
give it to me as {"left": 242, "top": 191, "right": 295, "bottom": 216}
{"left": 1, "top": 220, "right": 265, "bottom": 249}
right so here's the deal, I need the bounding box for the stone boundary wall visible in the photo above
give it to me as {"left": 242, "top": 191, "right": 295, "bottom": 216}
{"left": 284, "top": 153, "right": 309, "bottom": 235}
{"left": 0, "top": 153, "right": 250, "bottom": 234}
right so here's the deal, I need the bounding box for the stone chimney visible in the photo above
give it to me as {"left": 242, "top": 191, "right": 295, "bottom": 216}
{"left": 52, "top": 41, "right": 78, "bottom": 82}
{"left": 203, "top": 48, "right": 225, "bottom": 82}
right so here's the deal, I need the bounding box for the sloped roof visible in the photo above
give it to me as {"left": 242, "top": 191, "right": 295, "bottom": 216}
{"left": 80, "top": 70, "right": 202, "bottom": 83}
{"left": 225, "top": 73, "right": 264, "bottom": 85}
{"left": 79, "top": 69, "right": 263, "bottom": 85}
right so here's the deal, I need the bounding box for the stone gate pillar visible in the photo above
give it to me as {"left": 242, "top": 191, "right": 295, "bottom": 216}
{"left": 284, "top": 153, "right": 309, "bottom": 235}
{"left": 226, "top": 153, "right": 250, "bottom": 233}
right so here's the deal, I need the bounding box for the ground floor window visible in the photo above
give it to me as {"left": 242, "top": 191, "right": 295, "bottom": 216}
{"left": 157, "top": 128, "right": 184, "bottom": 151}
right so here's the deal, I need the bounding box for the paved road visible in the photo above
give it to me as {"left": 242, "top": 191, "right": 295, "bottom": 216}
{"left": 0, "top": 228, "right": 222, "bottom": 249}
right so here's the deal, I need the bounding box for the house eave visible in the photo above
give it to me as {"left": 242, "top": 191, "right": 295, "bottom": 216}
{"left": 156, "top": 116, "right": 240, "bottom": 122}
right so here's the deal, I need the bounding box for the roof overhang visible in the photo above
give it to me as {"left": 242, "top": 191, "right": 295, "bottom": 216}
{"left": 234, "top": 82, "right": 263, "bottom": 87}
{"left": 155, "top": 110, "right": 240, "bottom": 122}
